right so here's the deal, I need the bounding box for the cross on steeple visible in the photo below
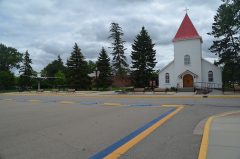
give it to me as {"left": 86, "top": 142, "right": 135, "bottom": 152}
{"left": 184, "top": 8, "right": 189, "bottom": 14}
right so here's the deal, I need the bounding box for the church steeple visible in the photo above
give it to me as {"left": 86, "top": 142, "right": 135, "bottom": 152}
{"left": 173, "top": 14, "right": 202, "bottom": 42}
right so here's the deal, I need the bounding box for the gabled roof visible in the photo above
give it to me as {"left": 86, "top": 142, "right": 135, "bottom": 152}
{"left": 201, "top": 58, "right": 221, "bottom": 69}
{"left": 173, "top": 14, "right": 202, "bottom": 42}
{"left": 159, "top": 60, "right": 174, "bottom": 73}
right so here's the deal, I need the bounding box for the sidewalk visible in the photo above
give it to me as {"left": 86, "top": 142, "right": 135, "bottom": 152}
{"left": 2, "top": 91, "right": 240, "bottom": 99}
{"left": 204, "top": 112, "right": 240, "bottom": 159}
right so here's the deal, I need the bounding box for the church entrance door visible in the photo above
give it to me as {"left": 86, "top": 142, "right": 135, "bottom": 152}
{"left": 183, "top": 74, "right": 193, "bottom": 87}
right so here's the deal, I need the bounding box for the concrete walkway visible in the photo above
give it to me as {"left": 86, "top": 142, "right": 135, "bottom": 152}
{"left": 3, "top": 91, "right": 240, "bottom": 99}
{"left": 206, "top": 112, "right": 240, "bottom": 159}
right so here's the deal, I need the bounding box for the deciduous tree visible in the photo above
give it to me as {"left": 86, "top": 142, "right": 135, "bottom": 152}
{"left": 0, "top": 43, "right": 22, "bottom": 71}
{"left": 0, "top": 71, "right": 15, "bottom": 90}
{"left": 42, "top": 55, "right": 66, "bottom": 77}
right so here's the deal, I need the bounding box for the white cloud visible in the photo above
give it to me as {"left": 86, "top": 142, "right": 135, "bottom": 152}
{"left": 0, "top": 0, "right": 221, "bottom": 72}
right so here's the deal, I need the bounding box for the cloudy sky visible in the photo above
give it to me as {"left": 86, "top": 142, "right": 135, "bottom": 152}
{"left": 0, "top": 0, "right": 222, "bottom": 72}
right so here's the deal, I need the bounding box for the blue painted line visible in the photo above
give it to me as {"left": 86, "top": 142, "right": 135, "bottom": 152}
{"left": 89, "top": 108, "right": 176, "bottom": 159}
{"left": 81, "top": 101, "right": 98, "bottom": 105}
{"left": 129, "top": 104, "right": 153, "bottom": 107}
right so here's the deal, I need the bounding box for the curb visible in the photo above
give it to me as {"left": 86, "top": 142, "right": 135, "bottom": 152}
{"left": 1, "top": 93, "right": 240, "bottom": 99}
{"left": 198, "top": 111, "right": 240, "bottom": 159}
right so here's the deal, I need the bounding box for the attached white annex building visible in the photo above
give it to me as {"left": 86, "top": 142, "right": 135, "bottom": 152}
{"left": 159, "top": 14, "right": 222, "bottom": 89}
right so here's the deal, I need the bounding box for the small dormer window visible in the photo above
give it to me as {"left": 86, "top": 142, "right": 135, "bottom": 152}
{"left": 184, "top": 55, "right": 190, "bottom": 65}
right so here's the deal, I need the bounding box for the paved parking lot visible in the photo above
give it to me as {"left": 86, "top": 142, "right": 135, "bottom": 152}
{"left": 0, "top": 94, "right": 239, "bottom": 159}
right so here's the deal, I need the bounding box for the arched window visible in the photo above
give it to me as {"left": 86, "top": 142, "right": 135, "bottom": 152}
{"left": 208, "top": 71, "right": 213, "bottom": 82}
{"left": 165, "top": 73, "right": 170, "bottom": 83}
{"left": 184, "top": 55, "right": 190, "bottom": 65}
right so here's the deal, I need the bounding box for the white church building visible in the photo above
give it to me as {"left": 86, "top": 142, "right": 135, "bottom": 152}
{"left": 159, "top": 14, "right": 222, "bottom": 89}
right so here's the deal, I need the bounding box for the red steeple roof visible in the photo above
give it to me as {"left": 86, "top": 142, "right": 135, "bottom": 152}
{"left": 173, "top": 14, "right": 202, "bottom": 42}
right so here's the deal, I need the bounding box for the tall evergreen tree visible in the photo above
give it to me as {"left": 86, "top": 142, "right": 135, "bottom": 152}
{"left": 208, "top": 0, "right": 240, "bottom": 84}
{"left": 19, "top": 50, "right": 33, "bottom": 88}
{"left": 56, "top": 55, "right": 65, "bottom": 71}
{"left": 131, "top": 27, "right": 156, "bottom": 87}
{"left": 109, "top": 22, "right": 128, "bottom": 77}
{"left": 66, "top": 43, "right": 90, "bottom": 90}
{"left": 96, "top": 47, "right": 112, "bottom": 89}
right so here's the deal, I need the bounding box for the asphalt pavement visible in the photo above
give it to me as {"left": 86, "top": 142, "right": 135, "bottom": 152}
{"left": 0, "top": 93, "right": 239, "bottom": 159}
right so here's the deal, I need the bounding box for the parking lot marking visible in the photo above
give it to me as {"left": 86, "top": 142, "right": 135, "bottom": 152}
{"left": 90, "top": 106, "right": 183, "bottom": 159}
{"left": 59, "top": 101, "right": 75, "bottom": 104}
{"left": 161, "top": 104, "right": 190, "bottom": 108}
{"left": 128, "top": 104, "right": 152, "bottom": 107}
{"left": 103, "top": 103, "right": 125, "bottom": 106}
{"left": 81, "top": 101, "right": 98, "bottom": 105}
{"left": 28, "top": 99, "right": 40, "bottom": 102}
{"left": 198, "top": 116, "right": 213, "bottom": 159}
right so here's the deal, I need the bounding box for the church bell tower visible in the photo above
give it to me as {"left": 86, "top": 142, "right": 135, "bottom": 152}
{"left": 172, "top": 13, "right": 203, "bottom": 87}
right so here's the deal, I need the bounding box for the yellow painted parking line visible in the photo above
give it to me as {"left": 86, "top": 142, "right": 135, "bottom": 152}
{"left": 207, "top": 95, "right": 240, "bottom": 99}
{"left": 198, "top": 116, "right": 213, "bottom": 159}
{"left": 59, "top": 101, "right": 75, "bottom": 104}
{"left": 103, "top": 103, "right": 125, "bottom": 106}
{"left": 104, "top": 105, "right": 184, "bottom": 159}
{"left": 28, "top": 99, "right": 40, "bottom": 102}
{"left": 162, "top": 104, "right": 185, "bottom": 107}
{"left": 4, "top": 98, "right": 13, "bottom": 101}
{"left": 198, "top": 110, "right": 240, "bottom": 159}
{"left": 162, "top": 104, "right": 191, "bottom": 108}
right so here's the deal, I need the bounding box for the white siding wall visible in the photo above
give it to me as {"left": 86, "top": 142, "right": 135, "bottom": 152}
{"left": 158, "top": 39, "right": 222, "bottom": 89}
{"left": 173, "top": 39, "right": 202, "bottom": 87}
{"left": 201, "top": 59, "right": 222, "bottom": 88}
{"left": 159, "top": 62, "right": 175, "bottom": 88}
